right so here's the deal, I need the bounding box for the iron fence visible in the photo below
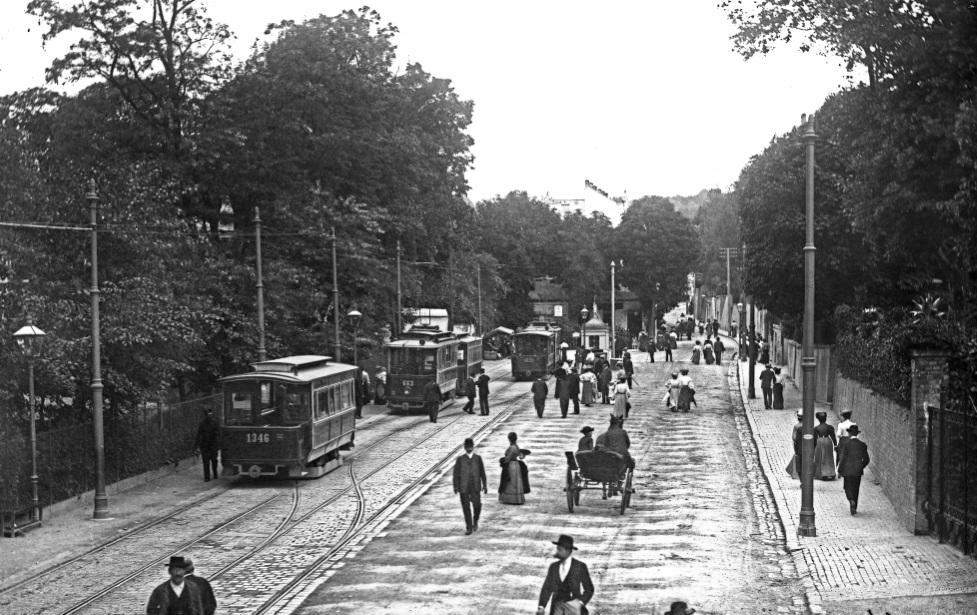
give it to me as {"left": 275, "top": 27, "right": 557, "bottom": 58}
{"left": 927, "top": 394, "right": 977, "bottom": 557}
{"left": 0, "top": 395, "right": 219, "bottom": 512}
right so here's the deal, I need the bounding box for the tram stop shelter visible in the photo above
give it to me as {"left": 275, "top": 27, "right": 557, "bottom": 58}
{"left": 482, "top": 327, "right": 514, "bottom": 360}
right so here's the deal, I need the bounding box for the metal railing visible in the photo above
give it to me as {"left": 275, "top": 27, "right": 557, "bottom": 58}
{"left": 926, "top": 396, "right": 977, "bottom": 557}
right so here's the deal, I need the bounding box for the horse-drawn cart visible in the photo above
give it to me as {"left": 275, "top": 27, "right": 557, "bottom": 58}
{"left": 564, "top": 448, "right": 634, "bottom": 515}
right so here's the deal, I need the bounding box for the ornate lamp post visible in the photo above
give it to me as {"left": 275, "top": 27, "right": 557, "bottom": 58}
{"left": 748, "top": 298, "right": 757, "bottom": 399}
{"left": 14, "top": 316, "right": 46, "bottom": 524}
{"left": 580, "top": 307, "right": 589, "bottom": 350}
{"left": 87, "top": 180, "right": 110, "bottom": 520}
{"left": 798, "top": 113, "right": 819, "bottom": 537}
{"left": 348, "top": 309, "right": 362, "bottom": 366}
{"left": 737, "top": 302, "right": 746, "bottom": 361}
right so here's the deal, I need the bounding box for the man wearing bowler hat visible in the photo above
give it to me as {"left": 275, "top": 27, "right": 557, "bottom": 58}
{"left": 146, "top": 555, "right": 205, "bottom": 615}
{"left": 837, "top": 423, "right": 871, "bottom": 515}
{"left": 452, "top": 437, "right": 487, "bottom": 535}
{"left": 537, "top": 534, "right": 595, "bottom": 615}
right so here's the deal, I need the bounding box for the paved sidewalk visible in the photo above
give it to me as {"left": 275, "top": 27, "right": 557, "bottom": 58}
{"left": 730, "top": 339, "right": 977, "bottom": 614}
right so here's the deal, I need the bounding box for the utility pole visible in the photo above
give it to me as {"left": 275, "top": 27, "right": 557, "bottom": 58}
{"left": 332, "top": 227, "right": 341, "bottom": 362}
{"left": 748, "top": 297, "right": 757, "bottom": 399}
{"left": 396, "top": 240, "right": 402, "bottom": 338}
{"left": 798, "top": 113, "right": 819, "bottom": 537}
{"left": 476, "top": 265, "right": 482, "bottom": 336}
{"left": 610, "top": 261, "right": 616, "bottom": 359}
{"left": 87, "top": 180, "right": 110, "bottom": 520}
{"left": 254, "top": 207, "right": 266, "bottom": 362}
{"left": 726, "top": 248, "right": 733, "bottom": 331}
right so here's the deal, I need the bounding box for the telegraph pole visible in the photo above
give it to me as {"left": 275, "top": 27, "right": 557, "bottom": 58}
{"left": 87, "top": 180, "right": 110, "bottom": 520}
{"left": 610, "top": 261, "right": 616, "bottom": 359}
{"left": 748, "top": 298, "right": 757, "bottom": 399}
{"left": 396, "top": 240, "right": 402, "bottom": 338}
{"left": 476, "top": 265, "right": 482, "bottom": 336}
{"left": 798, "top": 114, "right": 819, "bottom": 537}
{"left": 726, "top": 248, "right": 733, "bottom": 330}
{"left": 332, "top": 227, "right": 341, "bottom": 362}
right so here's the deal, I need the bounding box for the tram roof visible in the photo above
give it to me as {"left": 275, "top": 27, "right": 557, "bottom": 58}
{"left": 386, "top": 337, "right": 456, "bottom": 348}
{"left": 219, "top": 355, "right": 356, "bottom": 383}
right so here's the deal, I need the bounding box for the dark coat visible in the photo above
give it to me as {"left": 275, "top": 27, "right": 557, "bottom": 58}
{"left": 837, "top": 438, "right": 870, "bottom": 477}
{"left": 465, "top": 376, "right": 477, "bottom": 398}
{"left": 452, "top": 453, "right": 486, "bottom": 493}
{"left": 713, "top": 339, "right": 725, "bottom": 353}
{"left": 538, "top": 558, "right": 595, "bottom": 615}
{"left": 531, "top": 379, "right": 549, "bottom": 399}
{"left": 578, "top": 435, "right": 593, "bottom": 452}
{"left": 194, "top": 417, "right": 220, "bottom": 452}
{"left": 759, "top": 368, "right": 776, "bottom": 389}
{"left": 147, "top": 580, "right": 204, "bottom": 615}
{"left": 568, "top": 372, "right": 581, "bottom": 397}
{"left": 622, "top": 358, "right": 634, "bottom": 376}
{"left": 186, "top": 574, "right": 216, "bottom": 615}
{"left": 498, "top": 458, "right": 531, "bottom": 494}
{"left": 476, "top": 374, "right": 490, "bottom": 398}
{"left": 423, "top": 380, "right": 442, "bottom": 403}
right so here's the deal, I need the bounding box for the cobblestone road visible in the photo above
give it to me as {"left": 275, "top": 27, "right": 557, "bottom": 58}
{"left": 293, "top": 341, "right": 808, "bottom": 614}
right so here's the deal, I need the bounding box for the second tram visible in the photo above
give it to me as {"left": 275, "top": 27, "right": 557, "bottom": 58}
{"left": 219, "top": 355, "right": 357, "bottom": 479}
{"left": 385, "top": 324, "right": 459, "bottom": 413}
{"left": 455, "top": 334, "right": 483, "bottom": 396}
{"left": 511, "top": 320, "right": 562, "bottom": 381}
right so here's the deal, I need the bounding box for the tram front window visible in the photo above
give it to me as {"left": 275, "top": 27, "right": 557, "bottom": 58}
{"left": 224, "top": 381, "right": 307, "bottom": 426}
{"left": 389, "top": 347, "right": 437, "bottom": 375}
{"left": 517, "top": 336, "right": 547, "bottom": 355}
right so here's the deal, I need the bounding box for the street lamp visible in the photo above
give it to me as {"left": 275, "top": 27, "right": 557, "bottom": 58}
{"left": 737, "top": 302, "right": 745, "bottom": 361}
{"left": 348, "top": 309, "right": 362, "bottom": 366}
{"left": 14, "top": 316, "right": 46, "bottom": 525}
{"left": 580, "top": 307, "right": 589, "bottom": 350}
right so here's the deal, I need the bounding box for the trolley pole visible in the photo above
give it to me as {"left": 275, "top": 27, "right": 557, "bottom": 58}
{"left": 254, "top": 207, "right": 267, "bottom": 362}
{"left": 87, "top": 180, "right": 111, "bottom": 520}
{"left": 332, "top": 227, "right": 341, "bottom": 362}
{"left": 798, "top": 114, "right": 819, "bottom": 537}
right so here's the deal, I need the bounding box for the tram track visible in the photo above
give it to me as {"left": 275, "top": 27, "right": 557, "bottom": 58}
{"left": 4, "top": 361, "right": 523, "bottom": 615}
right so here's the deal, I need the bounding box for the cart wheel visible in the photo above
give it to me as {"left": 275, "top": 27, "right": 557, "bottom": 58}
{"left": 566, "top": 468, "right": 575, "bottom": 513}
{"left": 624, "top": 471, "right": 633, "bottom": 509}
{"left": 619, "top": 479, "right": 628, "bottom": 515}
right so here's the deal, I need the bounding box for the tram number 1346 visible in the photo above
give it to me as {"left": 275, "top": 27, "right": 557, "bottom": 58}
{"left": 246, "top": 433, "right": 271, "bottom": 443}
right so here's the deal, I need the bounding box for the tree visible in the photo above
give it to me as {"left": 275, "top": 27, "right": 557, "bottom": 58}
{"left": 612, "top": 197, "right": 699, "bottom": 317}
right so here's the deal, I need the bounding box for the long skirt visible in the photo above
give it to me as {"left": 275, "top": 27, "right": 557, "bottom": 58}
{"left": 785, "top": 454, "right": 801, "bottom": 480}
{"left": 691, "top": 349, "right": 701, "bottom": 364}
{"left": 582, "top": 383, "right": 595, "bottom": 405}
{"left": 499, "top": 461, "right": 525, "bottom": 504}
{"left": 813, "top": 437, "right": 837, "bottom": 479}
{"left": 669, "top": 387, "right": 681, "bottom": 409}
{"left": 677, "top": 386, "right": 695, "bottom": 412}
{"left": 612, "top": 393, "right": 628, "bottom": 418}
{"left": 704, "top": 347, "right": 715, "bottom": 364}
{"left": 772, "top": 383, "right": 784, "bottom": 409}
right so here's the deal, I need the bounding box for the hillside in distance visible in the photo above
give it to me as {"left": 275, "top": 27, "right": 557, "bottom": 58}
{"left": 666, "top": 189, "right": 714, "bottom": 220}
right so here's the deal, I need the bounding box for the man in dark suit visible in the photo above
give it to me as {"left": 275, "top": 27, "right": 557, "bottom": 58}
{"left": 423, "top": 379, "right": 441, "bottom": 423}
{"left": 476, "top": 369, "right": 491, "bottom": 415}
{"left": 759, "top": 363, "right": 775, "bottom": 409}
{"left": 537, "top": 535, "right": 595, "bottom": 615}
{"left": 713, "top": 337, "right": 725, "bottom": 365}
{"left": 452, "top": 437, "right": 487, "bottom": 535}
{"left": 568, "top": 369, "right": 581, "bottom": 415}
{"left": 194, "top": 409, "right": 221, "bottom": 482}
{"left": 146, "top": 555, "right": 205, "bottom": 615}
{"left": 531, "top": 375, "right": 549, "bottom": 419}
{"left": 837, "top": 423, "right": 870, "bottom": 515}
{"left": 462, "top": 373, "right": 477, "bottom": 414}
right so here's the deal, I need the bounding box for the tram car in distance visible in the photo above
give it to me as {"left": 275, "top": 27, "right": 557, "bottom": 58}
{"left": 455, "top": 334, "right": 483, "bottom": 396}
{"left": 219, "top": 355, "right": 357, "bottom": 479}
{"left": 511, "top": 320, "right": 562, "bottom": 381}
{"left": 385, "top": 324, "right": 459, "bottom": 413}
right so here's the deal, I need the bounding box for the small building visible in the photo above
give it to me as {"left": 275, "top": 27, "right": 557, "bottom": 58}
{"left": 596, "top": 287, "right": 643, "bottom": 334}
{"left": 529, "top": 277, "right": 569, "bottom": 319}
{"left": 581, "top": 312, "right": 609, "bottom": 353}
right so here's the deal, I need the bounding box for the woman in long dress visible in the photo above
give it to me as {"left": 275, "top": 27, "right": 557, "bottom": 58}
{"left": 612, "top": 376, "right": 630, "bottom": 419}
{"left": 812, "top": 412, "right": 838, "bottom": 480}
{"left": 677, "top": 369, "right": 696, "bottom": 413}
{"left": 499, "top": 432, "right": 526, "bottom": 504}
{"left": 580, "top": 368, "right": 596, "bottom": 406}
{"left": 691, "top": 341, "right": 702, "bottom": 365}
{"left": 703, "top": 339, "right": 715, "bottom": 364}
{"left": 772, "top": 367, "right": 785, "bottom": 409}
{"left": 666, "top": 371, "right": 681, "bottom": 412}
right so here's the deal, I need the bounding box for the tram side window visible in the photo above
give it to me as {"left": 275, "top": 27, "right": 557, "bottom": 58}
{"left": 226, "top": 391, "right": 253, "bottom": 426}
{"left": 342, "top": 381, "right": 354, "bottom": 410}
{"left": 315, "top": 387, "right": 332, "bottom": 419}
{"left": 284, "top": 388, "right": 309, "bottom": 422}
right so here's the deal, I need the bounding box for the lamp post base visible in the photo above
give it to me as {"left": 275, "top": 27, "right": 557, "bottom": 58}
{"left": 797, "top": 510, "right": 817, "bottom": 537}
{"left": 93, "top": 496, "right": 112, "bottom": 520}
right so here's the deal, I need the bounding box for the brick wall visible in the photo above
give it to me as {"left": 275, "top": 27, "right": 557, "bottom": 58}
{"left": 832, "top": 350, "right": 948, "bottom": 535}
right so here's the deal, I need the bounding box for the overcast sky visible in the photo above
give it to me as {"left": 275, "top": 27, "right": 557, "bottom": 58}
{"left": 0, "top": 1, "right": 854, "bottom": 204}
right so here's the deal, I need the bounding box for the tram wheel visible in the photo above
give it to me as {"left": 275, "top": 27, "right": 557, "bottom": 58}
{"left": 565, "top": 468, "right": 575, "bottom": 513}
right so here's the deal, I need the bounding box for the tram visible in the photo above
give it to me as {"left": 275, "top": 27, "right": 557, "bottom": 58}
{"left": 385, "top": 324, "right": 459, "bottom": 413}
{"left": 511, "top": 320, "right": 562, "bottom": 381}
{"left": 455, "top": 334, "right": 483, "bottom": 396}
{"left": 219, "top": 355, "right": 356, "bottom": 479}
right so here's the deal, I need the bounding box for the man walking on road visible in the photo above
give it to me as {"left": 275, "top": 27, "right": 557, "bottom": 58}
{"left": 184, "top": 558, "right": 217, "bottom": 615}
{"left": 713, "top": 336, "right": 725, "bottom": 365}
{"left": 568, "top": 368, "right": 581, "bottom": 415}
{"left": 531, "top": 375, "right": 549, "bottom": 418}
{"left": 476, "top": 368, "right": 491, "bottom": 416}
{"left": 759, "top": 363, "right": 775, "bottom": 409}
{"left": 462, "top": 372, "right": 477, "bottom": 414}
{"left": 452, "top": 437, "right": 487, "bottom": 535}
{"left": 194, "top": 409, "right": 221, "bottom": 482}
{"left": 423, "top": 379, "right": 442, "bottom": 423}
{"left": 537, "top": 535, "right": 595, "bottom": 615}
{"left": 147, "top": 556, "right": 205, "bottom": 615}
{"left": 837, "top": 424, "right": 870, "bottom": 515}
{"left": 558, "top": 373, "right": 571, "bottom": 418}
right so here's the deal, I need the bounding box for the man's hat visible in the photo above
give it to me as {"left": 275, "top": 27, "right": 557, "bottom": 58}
{"left": 841, "top": 409, "right": 852, "bottom": 417}
{"left": 671, "top": 372, "right": 679, "bottom": 378}
{"left": 796, "top": 410, "right": 803, "bottom": 418}
{"left": 464, "top": 437, "right": 474, "bottom": 447}
{"left": 166, "top": 556, "right": 190, "bottom": 569}
{"left": 765, "top": 363, "right": 772, "bottom": 368}
{"left": 847, "top": 423, "right": 860, "bottom": 434}
{"left": 580, "top": 426, "right": 594, "bottom": 434}
{"left": 552, "top": 534, "right": 578, "bottom": 550}
{"left": 680, "top": 368, "right": 689, "bottom": 374}
{"left": 664, "top": 601, "right": 696, "bottom": 615}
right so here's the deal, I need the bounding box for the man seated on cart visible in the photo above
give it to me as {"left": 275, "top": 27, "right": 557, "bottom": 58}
{"left": 594, "top": 415, "right": 635, "bottom": 472}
